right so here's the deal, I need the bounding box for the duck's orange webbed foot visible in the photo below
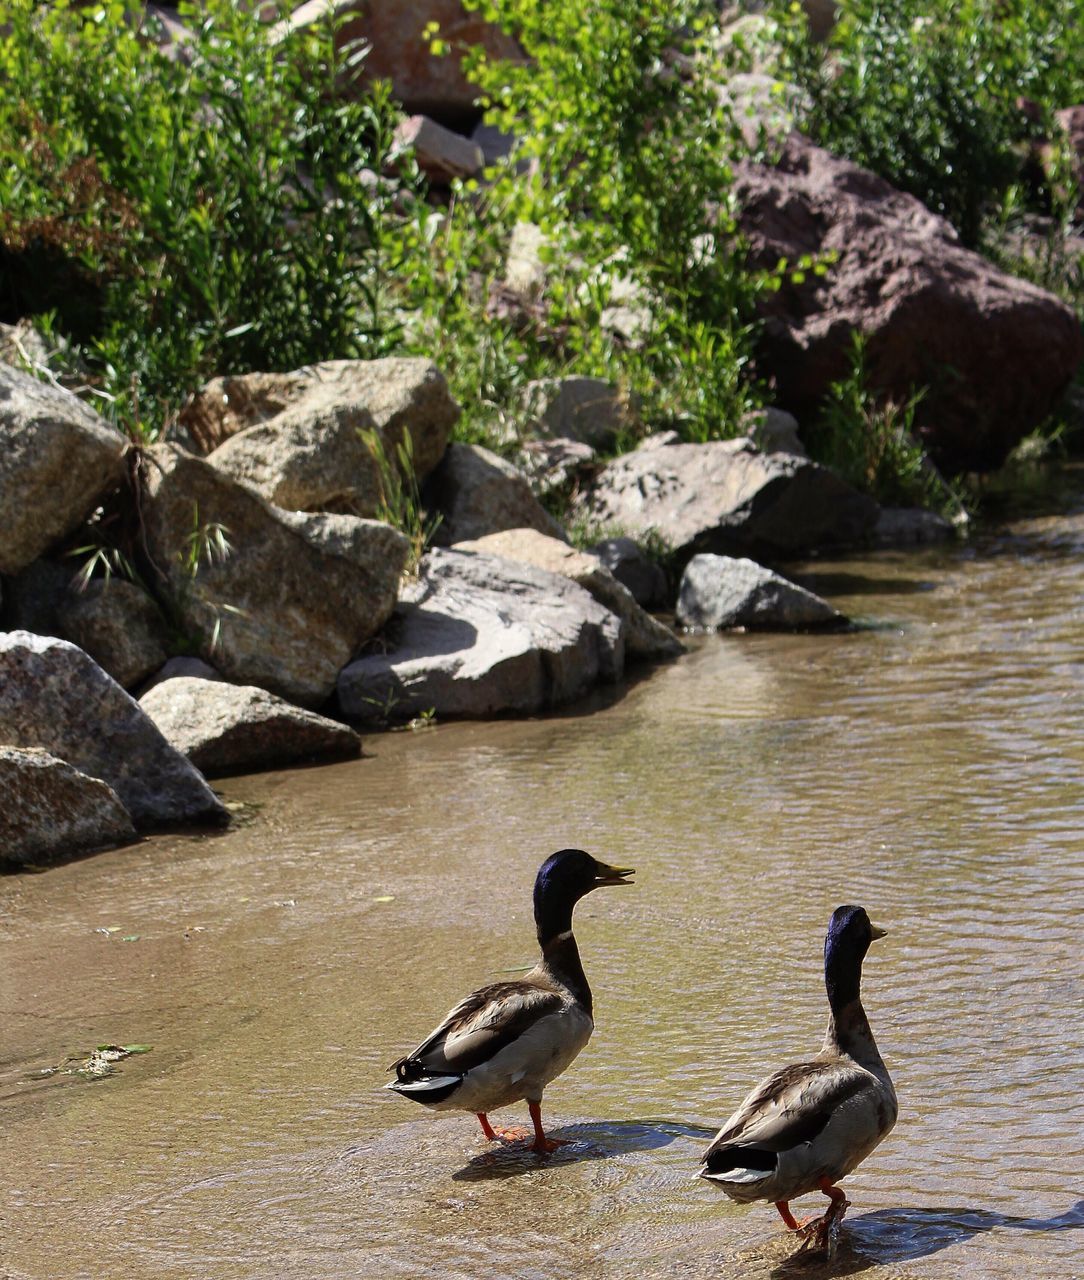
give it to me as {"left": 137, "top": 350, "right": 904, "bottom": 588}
{"left": 528, "top": 1101, "right": 570, "bottom": 1155}
{"left": 476, "top": 1114, "right": 533, "bottom": 1144}
{"left": 795, "top": 1178, "right": 851, "bottom": 1259}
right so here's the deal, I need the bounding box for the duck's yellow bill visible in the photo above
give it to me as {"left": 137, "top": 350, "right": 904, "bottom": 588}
{"left": 595, "top": 864, "right": 635, "bottom": 886}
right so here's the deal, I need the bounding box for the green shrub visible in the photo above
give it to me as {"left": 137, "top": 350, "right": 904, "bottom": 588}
{"left": 394, "top": 0, "right": 765, "bottom": 447}
{"left": 769, "top": 0, "right": 1084, "bottom": 248}
{"left": 806, "top": 334, "right": 965, "bottom": 515}
{"left": 0, "top": 0, "right": 404, "bottom": 438}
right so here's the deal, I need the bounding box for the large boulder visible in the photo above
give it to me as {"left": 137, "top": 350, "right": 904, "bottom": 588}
{"left": 0, "top": 365, "right": 127, "bottom": 574}
{"left": 428, "top": 443, "right": 567, "bottom": 544}
{"left": 57, "top": 578, "right": 171, "bottom": 690}
{"left": 454, "top": 528, "right": 683, "bottom": 662}
{"left": 0, "top": 745, "right": 136, "bottom": 868}
{"left": 576, "top": 435, "right": 877, "bottom": 563}
{"left": 0, "top": 631, "right": 227, "bottom": 828}
{"left": 733, "top": 133, "right": 1084, "bottom": 473}
{"left": 677, "top": 554, "right": 844, "bottom": 630}
{"left": 337, "top": 547, "right": 623, "bottom": 721}
{"left": 140, "top": 445, "right": 409, "bottom": 706}
{"left": 187, "top": 358, "right": 458, "bottom": 514}
{"left": 140, "top": 677, "right": 362, "bottom": 777}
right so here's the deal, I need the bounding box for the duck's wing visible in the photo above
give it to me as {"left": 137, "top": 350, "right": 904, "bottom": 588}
{"left": 391, "top": 980, "right": 564, "bottom": 1082}
{"left": 700, "top": 1060, "right": 871, "bottom": 1177}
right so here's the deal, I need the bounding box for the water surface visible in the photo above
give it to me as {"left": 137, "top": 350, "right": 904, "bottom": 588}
{"left": 3, "top": 486, "right": 1083, "bottom": 1279}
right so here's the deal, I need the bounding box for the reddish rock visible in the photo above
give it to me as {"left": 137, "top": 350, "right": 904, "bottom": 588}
{"left": 279, "top": 0, "right": 522, "bottom": 126}
{"left": 733, "top": 134, "right": 1084, "bottom": 473}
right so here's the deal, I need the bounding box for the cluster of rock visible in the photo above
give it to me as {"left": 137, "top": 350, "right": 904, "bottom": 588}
{"left": 0, "top": 341, "right": 893, "bottom": 867}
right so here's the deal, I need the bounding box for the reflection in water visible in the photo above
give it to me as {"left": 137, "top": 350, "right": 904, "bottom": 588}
{"left": 2, "top": 492, "right": 1084, "bottom": 1280}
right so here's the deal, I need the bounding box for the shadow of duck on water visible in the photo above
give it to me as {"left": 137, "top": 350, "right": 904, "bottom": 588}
{"left": 764, "top": 1200, "right": 1084, "bottom": 1278}
{"left": 450, "top": 1118, "right": 710, "bottom": 1183}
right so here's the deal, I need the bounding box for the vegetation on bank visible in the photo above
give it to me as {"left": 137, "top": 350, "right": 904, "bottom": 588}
{"left": 1, "top": 0, "right": 1082, "bottom": 529}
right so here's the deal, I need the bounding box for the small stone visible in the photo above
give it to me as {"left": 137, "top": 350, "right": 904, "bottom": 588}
{"left": 676, "top": 554, "right": 845, "bottom": 631}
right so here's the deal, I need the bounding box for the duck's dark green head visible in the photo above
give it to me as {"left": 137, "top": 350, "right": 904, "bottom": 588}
{"left": 824, "top": 904, "right": 887, "bottom": 1008}
{"left": 533, "top": 848, "right": 634, "bottom": 941}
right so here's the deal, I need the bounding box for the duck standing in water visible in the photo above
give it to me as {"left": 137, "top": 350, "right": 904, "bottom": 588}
{"left": 385, "top": 848, "right": 635, "bottom": 1154}
{"left": 697, "top": 905, "right": 897, "bottom": 1253}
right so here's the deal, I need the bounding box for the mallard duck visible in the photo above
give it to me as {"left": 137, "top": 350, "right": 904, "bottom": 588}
{"left": 385, "top": 848, "right": 635, "bottom": 1153}
{"left": 697, "top": 905, "right": 897, "bottom": 1251}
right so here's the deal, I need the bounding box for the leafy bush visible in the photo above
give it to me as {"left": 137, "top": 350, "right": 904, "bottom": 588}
{"left": 394, "top": 0, "right": 765, "bottom": 447}
{"left": 769, "top": 0, "right": 1084, "bottom": 248}
{"left": 806, "top": 335, "right": 965, "bottom": 515}
{"left": 0, "top": 0, "right": 404, "bottom": 438}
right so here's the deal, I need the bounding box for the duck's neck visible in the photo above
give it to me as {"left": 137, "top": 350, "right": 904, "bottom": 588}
{"left": 823, "top": 952, "right": 885, "bottom": 1075}
{"left": 539, "top": 929, "right": 592, "bottom": 1014}
{"left": 535, "top": 893, "right": 592, "bottom": 1013}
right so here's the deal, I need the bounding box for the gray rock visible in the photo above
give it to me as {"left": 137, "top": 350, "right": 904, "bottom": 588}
{"left": 140, "top": 445, "right": 410, "bottom": 707}
{"left": 428, "top": 443, "right": 567, "bottom": 545}
{"left": 2, "top": 557, "right": 76, "bottom": 636}
{"left": 337, "top": 547, "right": 624, "bottom": 720}
{"left": 872, "top": 506, "right": 958, "bottom": 547}
{"left": 590, "top": 536, "right": 670, "bottom": 610}
{"left": 743, "top": 406, "right": 807, "bottom": 456}
{"left": 471, "top": 120, "right": 516, "bottom": 167}
{"left": 515, "top": 437, "right": 596, "bottom": 499}
{"left": 454, "top": 528, "right": 683, "bottom": 663}
{"left": 677, "top": 554, "right": 844, "bottom": 631}
{"left": 523, "top": 377, "right": 631, "bottom": 449}
{"left": 139, "top": 655, "right": 223, "bottom": 695}
{"left": 58, "top": 579, "right": 171, "bottom": 689}
{"left": 577, "top": 435, "right": 877, "bottom": 561}
{"left": 395, "top": 114, "right": 484, "bottom": 185}
{"left": 0, "top": 631, "right": 227, "bottom": 827}
{"left": 504, "top": 221, "right": 548, "bottom": 298}
{"left": 140, "top": 677, "right": 362, "bottom": 776}
{"left": 0, "top": 319, "right": 52, "bottom": 371}
{"left": 0, "top": 745, "right": 136, "bottom": 868}
{"left": 0, "top": 365, "right": 127, "bottom": 574}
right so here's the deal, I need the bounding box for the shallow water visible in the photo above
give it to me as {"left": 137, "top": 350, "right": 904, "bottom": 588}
{"left": 3, "top": 481, "right": 1084, "bottom": 1280}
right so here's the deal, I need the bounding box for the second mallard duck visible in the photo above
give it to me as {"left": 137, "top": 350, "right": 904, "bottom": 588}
{"left": 385, "top": 848, "right": 634, "bottom": 1153}
{"left": 697, "top": 905, "right": 897, "bottom": 1252}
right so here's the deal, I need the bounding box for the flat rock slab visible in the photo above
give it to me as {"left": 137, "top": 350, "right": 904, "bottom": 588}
{"left": 578, "top": 435, "right": 877, "bottom": 562}
{"left": 140, "top": 677, "right": 363, "bottom": 777}
{"left": 0, "top": 365, "right": 127, "bottom": 574}
{"left": 677, "top": 554, "right": 845, "bottom": 631}
{"left": 141, "top": 445, "right": 409, "bottom": 707}
{"left": 0, "top": 631, "right": 227, "bottom": 828}
{"left": 455, "top": 528, "right": 683, "bottom": 662}
{"left": 0, "top": 745, "right": 136, "bottom": 868}
{"left": 337, "top": 547, "right": 624, "bottom": 721}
